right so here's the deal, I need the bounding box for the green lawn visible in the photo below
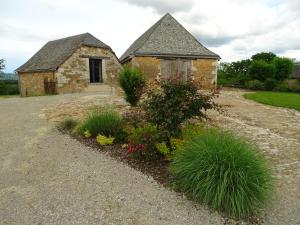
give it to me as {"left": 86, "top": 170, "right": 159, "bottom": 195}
{"left": 244, "top": 92, "right": 300, "bottom": 111}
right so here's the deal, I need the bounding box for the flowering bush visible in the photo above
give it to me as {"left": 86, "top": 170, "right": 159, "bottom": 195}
{"left": 127, "top": 123, "right": 161, "bottom": 159}
{"left": 96, "top": 134, "right": 115, "bottom": 146}
{"left": 143, "top": 78, "right": 219, "bottom": 139}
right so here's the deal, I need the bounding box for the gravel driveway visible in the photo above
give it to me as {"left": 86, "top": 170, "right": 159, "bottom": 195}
{"left": 0, "top": 94, "right": 223, "bottom": 225}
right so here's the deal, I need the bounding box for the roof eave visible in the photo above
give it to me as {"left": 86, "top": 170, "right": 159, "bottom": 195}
{"left": 133, "top": 53, "right": 221, "bottom": 60}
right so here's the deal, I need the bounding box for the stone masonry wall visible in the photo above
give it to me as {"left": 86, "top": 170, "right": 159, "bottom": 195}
{"left": 55, "top": 46, "right": 122, "bottom": 94}
{"left": 18, "top": 72, "right": 54, "bottom": 97}
{"left": 192, "top": 58, "right": 218, "bottom": 89}
{"left": 128, "top": 56, "right": 218, "bottom": 89}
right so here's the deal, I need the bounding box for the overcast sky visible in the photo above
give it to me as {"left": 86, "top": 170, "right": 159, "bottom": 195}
{"left": 1, "top": 0, "right": 300, "bottom": 72}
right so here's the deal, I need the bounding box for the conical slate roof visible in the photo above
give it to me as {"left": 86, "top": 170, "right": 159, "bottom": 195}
{"left": 120, "top": 13, "right": 220, "bottom": 63}
{"left": 17, "top": 33, "right": 112, "bottom": 72}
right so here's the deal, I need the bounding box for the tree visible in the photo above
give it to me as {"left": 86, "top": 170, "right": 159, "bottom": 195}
{"left": 251, "top": 52, "right": 276, "bottom": 63}
{"left": 0, "top": 59, "right": 5, "bottom": 73}
{"left": 248, "top": 60, "right": 275, "bottom": 81}
{"left": 272, "top": 57, "right": 294, "bottom": 81}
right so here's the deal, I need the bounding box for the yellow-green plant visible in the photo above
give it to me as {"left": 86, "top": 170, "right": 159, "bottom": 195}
{"left": 155, "top": 142, "right": 170, "bottom": 157}
{"left": 96, "top": 134, "right": 115, "bottom": 146}
{"left": 84, "top": 130, "right": 92, "bottom": 138}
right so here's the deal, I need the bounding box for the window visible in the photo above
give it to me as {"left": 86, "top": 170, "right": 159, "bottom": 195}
{"left": 160, "top": 59, "right": 192, "bottom": 81}
{"left": 89, "top": 58, "right": 103, "bottom": 83}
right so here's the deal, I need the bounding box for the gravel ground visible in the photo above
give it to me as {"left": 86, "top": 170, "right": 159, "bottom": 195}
{"left": 0, "top": 93, "right": 224, "bottom": 225}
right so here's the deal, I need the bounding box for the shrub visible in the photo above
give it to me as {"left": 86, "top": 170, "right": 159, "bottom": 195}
{"left": 264, "top": 78, "right": 278, "bottom": 91}
{"left": 248, "top": 60, "right": 275, "bottom": 81}
{"left": 57, "top": 118, "right": 78, "bottom": 131}
{"left": 96, "top": 134, "right": 114, "bottom": 146}
{"left": 143, "top": 78, "right": 218, "bottom": 139}
{"left": 246, "top": 80, "right": 264, "bottom": 90}
{"left": 122, "top": 107, "right": 146, "bottom": 128}
{"left": 79, "top": 110, "right": 124, "bottom": 140}
{"left": 118, "top": 66, "right": 146, "bottom": 106}
{"left": 273, "top": 80, "right": 290, "bottom": 92}
{"left": 127, "top": 123, "right": 161, "bottom": 159}
{"left": 170, "top": 129, "right": 273, "bottom": 218}
{"left": 273, "top": 57, "right": 294, "bottom": 81}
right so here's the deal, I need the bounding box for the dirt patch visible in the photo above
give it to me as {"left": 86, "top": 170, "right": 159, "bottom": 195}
{"left": 43, "top": 94, "right": 128, "bottom": 122}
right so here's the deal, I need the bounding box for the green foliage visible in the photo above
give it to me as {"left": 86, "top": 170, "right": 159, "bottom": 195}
{"left": 79, "top": 110, "right": 124, "bottom": 140}
{"left": 143, "top": 79, "right": 218, "bottom": 138}
{"left": 57, "top": 118, "right": 78, "bottom": 131}
{"left": 0, "top": 80, "right": 19, "bottom": 95}
{"left": 127, "top": 123, "right": 161, "bottom": 159}
{"left": 170, "top": 129, "right": 273, "bottom": 218}
{"left": 251, "top": 52, "right": 276, "bottom": 63}
{"left": 217, "top": 60, "right": 251, "bottom": 86}
{"left": 264, "top": 78, "right": 278, "bottom": 91}
{"left": 244, "top": 92, "right": 300, "bottom": 111}
{"left": 96, "top": 134, "right": 115, "bottom": 145}
{"left": 155, "top": 142, "right": 171, "bottom": 157}
{"left": 248, "top": 60, "right": 275, "bottom": 81}
{"left": 273, "top": 57, "right": 294, "bottom": 81}
{"left": 118, "top": 66, "right": 146, "bottom": 106}
{"left": 84, "top": 130, "right": 92, "bottom": 138}
{"left": 246, "top": 80, "right": 264, "bottom": 90}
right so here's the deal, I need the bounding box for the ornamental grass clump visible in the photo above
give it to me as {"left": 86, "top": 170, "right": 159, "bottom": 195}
{"left": 170, "top": 129, "right": 273, "bottom": 219}
{"left": 57, "top": 118, "right": 78, "bottom": 131}
{"left": 79, "top": 110, "right": 123, "bottom": 140}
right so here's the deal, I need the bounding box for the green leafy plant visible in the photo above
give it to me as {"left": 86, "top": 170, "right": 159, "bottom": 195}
{"left": 57, "top": 118, "right": 78, "bottom": 131}
{"left": 246, "top": 79, "right": 265, "bottom": 90}
{"left": 96, "top": 134, "right": 115, "bottom": 146}
{"left": 273, "top": 57, "right": 294, "bottom": 81}
{"left": 264, "top": 78, "right": 278, "bottom": 91}
{"left": 248, "top": 60, "right": 275, "bottom": 81}
{"left": 170, "top": 129, "right": 273, "bottom": 218}
{"left": 84, "top": 130, "right": 92, "bottom": 138}
{"left": 143, "top": 78, "right": 218, "bottom": 139}
{"left": 118, "top": 66, "right": 146, "bottom": 106}
{"left": 155, "top": 142, "right": 171, "bottom": 157}
{"left": 79, "top": 110, "right": 124, "bottom": 140}
{"left": 127, "top": 123, "right": 160, "bottom": 159}
{"left": 251, "top": 52, "right": 276, "bottom": 63}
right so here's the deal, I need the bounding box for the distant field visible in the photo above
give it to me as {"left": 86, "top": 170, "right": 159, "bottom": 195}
{"left": 244, "top": 92, "right": 300, "bottom": 111}
{"left": 0, "top": 80, "right": 19, "bottom": 95}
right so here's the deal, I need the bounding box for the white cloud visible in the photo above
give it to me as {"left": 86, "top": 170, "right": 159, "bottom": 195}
{"left": 1, "top": 0, "right": 300, "bottom": 72}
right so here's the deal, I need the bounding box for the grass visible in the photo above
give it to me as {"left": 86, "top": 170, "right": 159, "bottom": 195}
{"left": 244, "top": 91, "right": 300, "bottom": 111}
{"left": 57, "top": 118, "right": 78, "bottom": 131}
{"left": 78, "top": 110, "right": 124, "bottom": 139}
{"left": 170, "top": 129, "right": 273, "bottom": 219}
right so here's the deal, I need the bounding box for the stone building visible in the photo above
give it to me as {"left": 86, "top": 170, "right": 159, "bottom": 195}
{"left": 120, "top": 13, "right": 220, "bottom": 89}
{"left": 17, "top": 33, "right": 121, "bottom": 96}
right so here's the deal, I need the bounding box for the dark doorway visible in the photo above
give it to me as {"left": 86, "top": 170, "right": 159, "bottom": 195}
{"left": 89, "top": 58, "right": 103, "bottom": 83}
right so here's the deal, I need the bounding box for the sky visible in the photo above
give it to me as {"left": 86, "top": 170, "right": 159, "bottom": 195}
{"left": 1, "top": 0, "right": 300, "bottom": 73}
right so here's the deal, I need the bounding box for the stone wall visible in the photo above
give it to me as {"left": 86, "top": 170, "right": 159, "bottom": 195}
{"left": 192, "top": 58, "right": 218, "bottom": 89}
{"left": 18, "top": 72, "right": 54, "bottom": 97}
{"left": 55, "top": 45, "right": 122, "bottom": 94}
{"left": 127, "top": 56, "right": 218, "bottom": 89}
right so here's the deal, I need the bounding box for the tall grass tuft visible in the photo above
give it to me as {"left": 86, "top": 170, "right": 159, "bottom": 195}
{"left": 57, "top": 118, "right": 78, "bottom": 131}
{"left": 170, "top": 129, "right": 273, "bottom": 219}
{"left": 79, "top": 110, "right": 123, "bottom": 139}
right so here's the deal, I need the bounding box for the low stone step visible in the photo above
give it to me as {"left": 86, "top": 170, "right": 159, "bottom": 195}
{"left": 85, "top": 84, "right": 115, "bottom": 95}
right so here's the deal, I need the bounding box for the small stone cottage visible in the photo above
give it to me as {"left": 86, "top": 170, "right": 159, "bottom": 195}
{"left": 120, "top": 13, "right": 220, "bottom": 88}
{"left": 17, "top": 33, "right": 121, "bottom": 96}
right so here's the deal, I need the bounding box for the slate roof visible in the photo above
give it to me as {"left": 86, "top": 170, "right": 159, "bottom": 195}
{"left": 17, "top": 33, "right": 112, "bottom": 73}
{"left": 120, "top": 13, "right": 220, "bottom": 63}
{"left": 292, "top": 62, "right": 300, "bottom": 78}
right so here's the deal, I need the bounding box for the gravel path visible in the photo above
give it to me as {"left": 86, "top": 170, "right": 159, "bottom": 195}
{"left": 0, "top": 94, "right": 223, "bottom": 225}
{"left": 209, "top": 89, "right": 300, "bottom": 225}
